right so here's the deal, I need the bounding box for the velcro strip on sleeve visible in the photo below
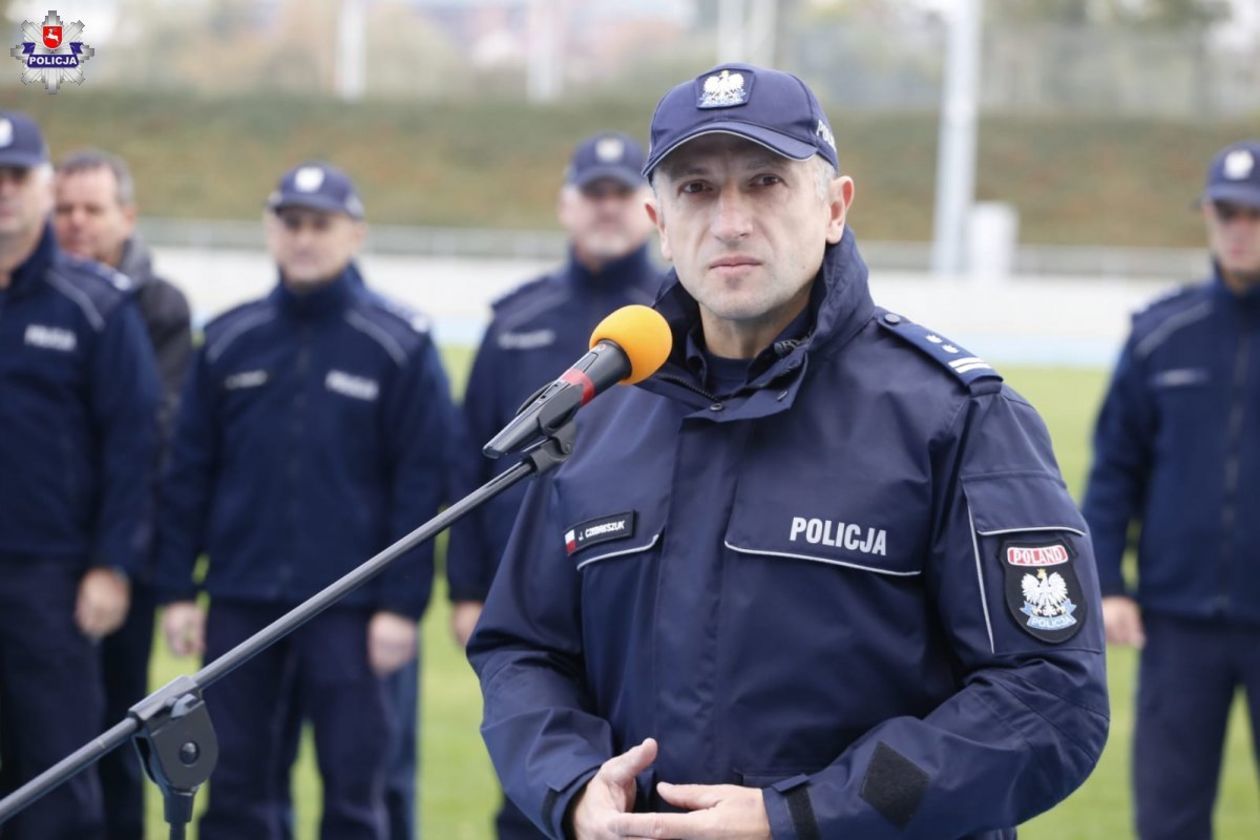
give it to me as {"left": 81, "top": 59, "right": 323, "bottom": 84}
{"left": 859, "top": 741, "right": 930, "bottom": 828}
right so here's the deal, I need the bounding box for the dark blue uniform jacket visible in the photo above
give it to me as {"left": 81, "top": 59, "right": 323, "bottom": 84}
{"left": 0, "top": 224, "right": 160, "bottom": 573}
{"left": 468, "top": 230, "right": 1109, "bottom": 839}
{"left": 446, "top": 245, "right": 661, "bottom": 602}
{"left": 1084, "top": 267, "right": 1260, "bottom": 622}
{"left": 156, "top": 265, "right": 454, "bottom": 619}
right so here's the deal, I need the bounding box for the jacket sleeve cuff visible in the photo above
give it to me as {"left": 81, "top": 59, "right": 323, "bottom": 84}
{"left": 762, "top": 776, "right": 816, "bottom": 840}
{"left": 546, "top": 765, "right": 601, "bottom": 840}
{"left": 1098, "top": 578, "right": 1131, "bottom": 598}
{"left": 154, "top": 586, "right": 198, "bottom": 605}
{"left": 448, "top": 582, "right": 490, "bottom": 603}
{"left": 375, "top": 597, "right": 425, "bottom": 622}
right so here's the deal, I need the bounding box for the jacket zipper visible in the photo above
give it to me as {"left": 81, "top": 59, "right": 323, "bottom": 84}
{"left": 656, "top": 373, "right": 720, "bottom": 404}
{"left": 284, "top": 323, "right": 312, "bottom": 589}
{"left": 1218, "top": 331, "right": 1250, "bottom": 613}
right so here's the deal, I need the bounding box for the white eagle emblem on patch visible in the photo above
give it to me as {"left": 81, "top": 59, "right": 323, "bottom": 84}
{"left": 699, "top": 70, "right": 748, "bottom": 108}
{"left": 1020, "top": 568, "right": 1077, "bottom": 631}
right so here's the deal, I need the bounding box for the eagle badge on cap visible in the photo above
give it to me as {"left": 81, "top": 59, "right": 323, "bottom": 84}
{"left": 595, "top": 137, "right": 625, "bottom": 163}
{"left": 0, "top": 119, "right": 11, "bottom": 148}
{"left": 1224, "top": 149, "right": 1255, "bottom": 181}
{"left": 294, "top": 166, "right": 325, "bottom": 193}
{"left": 698, "top": 69, "right": 749, "bottom": 109}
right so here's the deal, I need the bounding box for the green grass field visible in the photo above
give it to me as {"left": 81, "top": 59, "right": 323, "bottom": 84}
{"left": 140, "top": 359, "right": 1260, "bottom": 839}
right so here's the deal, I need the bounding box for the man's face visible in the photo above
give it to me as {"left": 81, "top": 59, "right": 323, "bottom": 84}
{"left": 647, "top": 135, "right": 851, "bottom": 325}
{"left": 1205, "top": 200, "right": 1260, "bottom": 282}
{"left": 53, "top": 166, "right": 136, "bottom": 267}
{"left": 0, "top": 165, "right": 52, "bottom": 240}
{"left": 264, "top": 206, "right": 365, "bottom": 288}
{"left": 558, "top": 178, "right": 655, "bottom": 265}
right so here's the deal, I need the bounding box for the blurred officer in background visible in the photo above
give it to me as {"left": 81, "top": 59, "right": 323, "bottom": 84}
{"left": 0, "top": 111, "right": 160, "bottom": 839}
{"left": 1084, "top": 139, "right": 1260, "bottom": 840}
{"left": 468, "top": 64, "right": 1109, "bottom": 840}
{"left": 156, "top": 161, "right": 454, "bottom": 840}
{"left": 446, "top": 131, "right": 661, "bottom": 839}
{"left": 54, "top": 147, "right": 192, "bottom": 840}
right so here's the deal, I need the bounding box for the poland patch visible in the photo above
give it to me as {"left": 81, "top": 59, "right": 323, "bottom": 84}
{"left": 1000, "top": 537, "right": 1085, "bottom": 644}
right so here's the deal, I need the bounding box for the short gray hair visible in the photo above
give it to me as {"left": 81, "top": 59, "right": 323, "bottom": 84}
{"left": 56, "top": 148, "right": 135, "bottom": 206}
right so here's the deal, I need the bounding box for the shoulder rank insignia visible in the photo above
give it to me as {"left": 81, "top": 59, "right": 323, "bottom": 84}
{"left": 877, "top": 311, "right": 1002, "bottom": 387}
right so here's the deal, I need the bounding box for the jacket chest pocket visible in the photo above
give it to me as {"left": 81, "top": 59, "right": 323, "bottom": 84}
{"left": 723, "top": 474, "right": 928, "bottom": 579}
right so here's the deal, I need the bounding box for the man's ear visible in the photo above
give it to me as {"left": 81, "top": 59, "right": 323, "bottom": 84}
{"left": 645, "top": 197, "right": 671, "bottom": 261}
{"left": 826, "top": 176, "right": 855, "bottom": 245}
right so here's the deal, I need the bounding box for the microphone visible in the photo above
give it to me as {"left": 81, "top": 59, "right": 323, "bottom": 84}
{"left": 483, "top": 304, "right": 672, "bottom": 459}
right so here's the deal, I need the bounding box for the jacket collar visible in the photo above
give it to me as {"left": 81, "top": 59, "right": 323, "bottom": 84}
{"left": 639, "top": 227, "right": 875, "bottom": 420}
{"left": 117, "top": 235, "right": 155, "bottom": 289}
{"left": 1211, "top": 261, "right": 1260, "bottom": 315}
{"left": 6, "top": 222, "right": 58, "bottom": 299}
{"left": 564, "top": 243, "right": 657, "bottom": 295}
{"left": 271, "top": 263, "right": 359, "bottom": 320}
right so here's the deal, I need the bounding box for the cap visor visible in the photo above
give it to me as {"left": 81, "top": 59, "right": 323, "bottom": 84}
{"left": 572, "top": 166, "right": 645, "bottom": 189}
{"left": 643, "top": 122, "right": 817, "bottom": 176}
{"left": 1204, "top": 184, "right": 1260, "bottom": 210}
{"left": 0, "top": 151, "right": 46, "bottom": 169}
{"left": 268, "top": 194, "right": 362, "bottom": 219}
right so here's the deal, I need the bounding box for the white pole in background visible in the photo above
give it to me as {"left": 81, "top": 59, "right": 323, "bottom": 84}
{"left": 336, "top": 0, "right": 367, "bottom": 101}
{"left": 717, "top": 0, "right": 747, "bottom": 63}
{"left": 930, "top": 0, "right": 983, "bottom": 276}
{"left": 528, "top": 0, "right": 562, "bottom": 103}
{"left": 747, "top": 0, "right": 777, "bottom": 68}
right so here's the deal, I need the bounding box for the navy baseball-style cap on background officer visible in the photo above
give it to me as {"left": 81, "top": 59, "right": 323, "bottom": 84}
{"left": 565, "top": 131, "right": 647, "bottom": 189}
{"left": 0, "top": 110, "right": 51, "bottom": 168}
{"left": 266, "top": 160, "right": 366, "bottom": 220}
{"left": 1201, "top": 139, "right": 1260, "bottom": 208}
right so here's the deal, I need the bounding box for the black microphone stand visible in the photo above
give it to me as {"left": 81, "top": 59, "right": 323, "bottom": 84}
{"left": 0, "top": 420, "right": 577, "bottom": 840}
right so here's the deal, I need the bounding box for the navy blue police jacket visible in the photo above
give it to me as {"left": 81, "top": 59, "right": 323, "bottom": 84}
{"left": 156, "top": 265, "right": 454, "bottom": 619}
{"left": 0, "top": 224, "right": 160, "bottom": 573}
{"left": 446, "top": 245, "right": 661, "bottom": 602}
{"left": 468, "top": 229, "right": 1109, "bottom": 840}
{"left": 1083, "top": 266, "right": 1260, "bottom": 622}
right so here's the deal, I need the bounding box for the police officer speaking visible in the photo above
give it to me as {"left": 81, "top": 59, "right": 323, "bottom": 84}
{"left": 156, "top": 162, "right": 455, "bottom": 840}
{"left": 447, "top": 130, "right": 662, "bottom": 840}
{"left": 0, "top": 111, "right": 161, "bottom": 839}
{"left": 1083, "top": 140, "right": 1260, "bottom": 840}
{"left": 468, "top": 65, "right": 1109, "bottom": 839}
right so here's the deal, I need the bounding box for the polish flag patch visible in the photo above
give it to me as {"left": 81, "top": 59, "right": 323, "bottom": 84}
{"left": 564, "top": 530, "right": 577, "bottom": 555}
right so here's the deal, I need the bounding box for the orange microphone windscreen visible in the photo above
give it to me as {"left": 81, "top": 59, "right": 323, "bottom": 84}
{"left": 589, "top": 305, "right": 673, "bottom": 385}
